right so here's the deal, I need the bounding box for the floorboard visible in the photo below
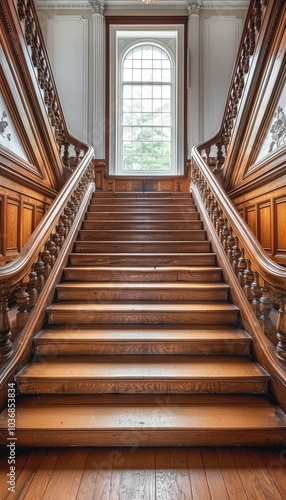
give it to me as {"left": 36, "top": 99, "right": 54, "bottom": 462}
{"left": 1, "top": 446, "right": 286, "bottom": 499}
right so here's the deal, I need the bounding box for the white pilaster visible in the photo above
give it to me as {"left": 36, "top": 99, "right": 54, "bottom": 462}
{"left": 91, "top": 1, "right": 106, "bottom": 158}
{"left": 187, "top": 0, "right": 202, "bottom": 157}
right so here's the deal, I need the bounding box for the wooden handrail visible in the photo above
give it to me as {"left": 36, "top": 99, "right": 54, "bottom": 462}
{"left": 192, "top": 148, "right": 286, "bottom": 291}
{"left": 0, "top": 150, "right": 94, "bottom": 361}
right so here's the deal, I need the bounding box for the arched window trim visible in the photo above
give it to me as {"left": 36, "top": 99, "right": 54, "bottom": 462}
{"left": 109, "top": 24, "right": 185, "bottom": 177}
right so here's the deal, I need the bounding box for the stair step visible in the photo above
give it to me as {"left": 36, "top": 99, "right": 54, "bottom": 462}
{"left": 78, "top": 229, "right": 207, "bottom": 241}
{"left": 47, "top": 301, "right": 239, "bottom": 325}
{"left": 89, "top": 199, "right": 196, "bottom": 205}
{"left": 86, "top": 211, "right": 199, "bottom": 220}
{"left": 56, "top": 282, "right": 230, "bottom": 302}
{"left": 16, "top": 355, "right": 268, "bottom": 395}
{"left": 87, "top": 205, "right": 198, "bottom": 213}
{"left": 82, "top": 220, "right": 204, "bottom": 230}
{"left": 63, "top": 266, "right": 222, "bottom": 282}
{"left": 69, "top": 252, "right": 217, "bottom": 267}
{"left": 34, "top": 325, "right": 252, "bottom": 356}
{"left": 93, "top": 192, "right": 194, "bottom": 198}
{"left": 1, "top": 394, "right": 284, "bottom": 447}
{"left": 74, "top": 241, "right": 212, "bottom": 253}
{"left": 90, "top": 194, "right": 195, "bottom": 201}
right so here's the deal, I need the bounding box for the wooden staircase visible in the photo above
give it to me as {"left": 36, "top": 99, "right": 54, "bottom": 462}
{"left": 1, "top": 191, "right": 286, "bottom": 446}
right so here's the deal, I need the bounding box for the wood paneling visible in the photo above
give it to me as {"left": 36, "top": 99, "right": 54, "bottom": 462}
{"left": 36, "top": 206, "right": 45, "bottom": 227}
{"left": 258, "top": 201, "right": 271, "bottom": 253}
{"left": 0, "top": 187, "right": 52, "bottom": 260}
{"left": 22, "top": 202, "right": 34, "bottom": 247}
{"left": 0, "top": 195, "right": 3, "bottom": 258}
{"left": 233, "top": 189, "right": 286, "bottom": 266}
{"left": 6, "top": 197, "right": 20, "bottom": 257}
{"left": 275, "top": 197, "right": 286, "bottom": 256}
{"left": 245, "top": 205, "right": 256, "bottom": 236}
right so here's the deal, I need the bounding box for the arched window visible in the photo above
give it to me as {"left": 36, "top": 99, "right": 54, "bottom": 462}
{"left": 118, "top": 43, "right": 174, "bottom": 173}
{"left": 108, "top": 26, "right": 185, "bottom": 177}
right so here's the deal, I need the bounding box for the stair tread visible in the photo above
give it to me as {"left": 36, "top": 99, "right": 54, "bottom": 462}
{"left": 48, "top": 302, "right": 238, "bottom": 312}
{"left": 74, "top": 242, "right": 212, "bottom": 253}
{"left": 1, "top": 394, "right": 284, "bottom": 431}
{"left": 17, "top": 355, "right": 268, "bottom": 380}
{"left": 35, "top": 325, "right": 251, "bottom": 342}
{"left": 57, "top": 282, "right": 229, "bottom": 290}
{"left": 82, "top": 221, "right": 202, "bottom": 225}
{"left": 64, "top": 266, "right": 220, "bottom": 272}
{"left": 70, "top": 252, "right": 215, "bottom": 257}
{"left": 79, "top": 230, "right": 206, "bottom": 233}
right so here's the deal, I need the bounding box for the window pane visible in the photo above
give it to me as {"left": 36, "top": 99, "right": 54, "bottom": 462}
{"left": 123, "top": 69, "right": 132, "bottom": 81}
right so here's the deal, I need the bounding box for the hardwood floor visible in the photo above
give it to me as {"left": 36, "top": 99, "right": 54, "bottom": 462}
{"left": 0, "top": 446, "right": 286, "bottom": 499}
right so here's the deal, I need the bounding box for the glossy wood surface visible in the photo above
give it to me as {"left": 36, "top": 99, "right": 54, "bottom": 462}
{"left": 0, "top": 446, "right": 286, "bottom": 499}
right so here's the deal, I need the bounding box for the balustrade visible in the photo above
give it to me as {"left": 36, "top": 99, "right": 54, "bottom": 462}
{"left": 191, "top": 161, "right": 286, "bottom": 362}
{"left": 0, "top": 164, "right": 94, "bottom": 363}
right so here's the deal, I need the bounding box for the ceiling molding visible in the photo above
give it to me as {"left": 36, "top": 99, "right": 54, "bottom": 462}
{"left": 36, "top": 0, "right": 250, "bottom": 11}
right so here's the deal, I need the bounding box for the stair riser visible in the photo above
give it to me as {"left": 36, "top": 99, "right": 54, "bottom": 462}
{"left": 78, "top": 230, "right": 207, "bottom": 241}
{"left": 63, "top": 269, "right": 222, "bottom": 282}
{"left": 82, "top": 221, "right": 203, "bottom": 230}
{"left": 16, "top": 378, "right": 267, "bottom": 395}
{"left": 7, "top": 429, "right": 286, "bottom": 447}
{"left": 69, "top": 254, "right": 217, "bottom": 267}
{"left": 34, "top": 341, "right": 250, "bottom": 357}
{"left": 47, "top": 310, "right": 239, "bottom": 325}
{"left": 73, "top": 242, "right": 212, "bottom": 253}
{"left": 56, "top": 288, "right": 229, "bottom": 302}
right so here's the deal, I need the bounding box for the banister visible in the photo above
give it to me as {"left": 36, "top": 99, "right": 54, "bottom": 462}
{"left": 192, "top": 146, "right": 286, "bottom": 363}
{"left": 0, "top": 148, "right": 94, "bottom": 362}
{"left": 0, "top": 146, "right": 94, "bottom": 287}
{"left": 192, "top": 146, "right": 286, "bottom": 292}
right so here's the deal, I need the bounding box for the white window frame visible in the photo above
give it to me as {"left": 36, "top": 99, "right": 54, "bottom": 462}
{"left": 109, "top": 24, "right": 185, "bottom": 176}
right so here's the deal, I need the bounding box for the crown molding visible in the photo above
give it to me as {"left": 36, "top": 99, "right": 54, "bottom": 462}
{"left": 36, "top": 0, "right": 250, "bottom": 11}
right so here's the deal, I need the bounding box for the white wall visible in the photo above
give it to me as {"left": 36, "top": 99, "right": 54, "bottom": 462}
{"left": 202, "top": 14, "right": 243, "bottom": 140}
{"left": 47, "top": 15, "right": 88, "bottom": 143}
